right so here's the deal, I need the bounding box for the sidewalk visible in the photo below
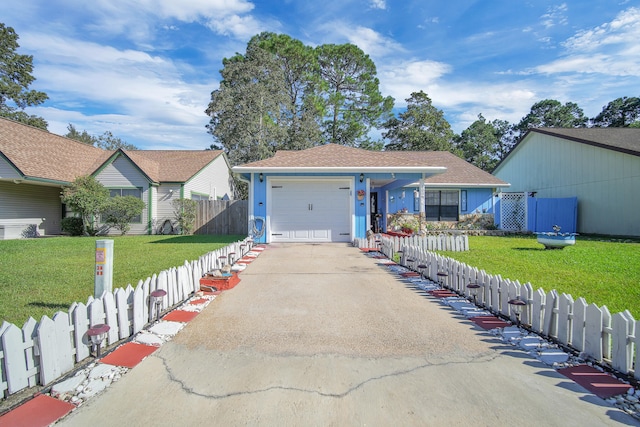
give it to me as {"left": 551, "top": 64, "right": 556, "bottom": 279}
{"left": 4, "top": 243, "right": 639, "bottom": 426}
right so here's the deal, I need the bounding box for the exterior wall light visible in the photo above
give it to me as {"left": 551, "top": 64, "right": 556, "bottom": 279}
{"left": 359, "top": 173, "right": 364, "bottom": 183}
{"left": 259, "top": 173, "right": 264, "bottom": 182}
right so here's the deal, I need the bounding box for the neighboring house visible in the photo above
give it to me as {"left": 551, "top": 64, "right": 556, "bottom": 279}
{"left": 493, "top": 128, "right": 640, "bottom": 237}
{"left": 233, "top": 144, "right": 510, "bottom": 243}
{"left": 0, "top": 117, "right": 234, "bottom": 239}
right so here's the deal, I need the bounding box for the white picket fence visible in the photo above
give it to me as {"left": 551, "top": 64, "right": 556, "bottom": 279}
{"left": 394, "top": 242, "right": 639, "bottom": 380}
{"left": 354, "top": 233, "right": 469, "bottom": 252}
{"left": 0, "top": 237, "right": 253, "bottom": 400}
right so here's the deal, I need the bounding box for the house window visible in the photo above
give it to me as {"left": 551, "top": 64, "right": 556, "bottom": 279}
{"left": 191, "top": 192, "right": 209, "bottom": 201}
{"left": 108, "top": 188, "right": 143, "bottom": 223}
{"left": 425, "top": 190, "right": 459, "bottom": 221}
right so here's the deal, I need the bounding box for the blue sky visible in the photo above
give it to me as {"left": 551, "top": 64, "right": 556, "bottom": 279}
{"left": 4, "top": 1, "right": 639, "bottom": 150}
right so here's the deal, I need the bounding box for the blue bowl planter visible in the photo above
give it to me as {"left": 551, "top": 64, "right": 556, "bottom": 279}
{"left": 535, "top": 232, "right": 577, "bottom": 249}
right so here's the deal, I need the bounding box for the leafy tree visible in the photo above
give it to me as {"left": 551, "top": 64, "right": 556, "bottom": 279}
{"left": 254, "top": 32, "right": 321, "bottom": 151}
{"left": 206, "top": 40, "right": 289, "bottom": 165}
{"left": 455, "top": 114, "right": 500, "bottom": 171}
{"left": 102, "top": 196, "right": 145, "bottom": 235}
{"left": 0, "top": 23, "right": 48, "bottom": 129}
{"left": 383, "top": 91, "right": 455, "bottom": 151}
{"left": 316, "top": 43, "right": 393, "bottom": 146}
{"left": 172, "top": 198, "right": 198, "bottom": 235}
{"left": 65, "top": 123, "right": 95, "bottom": 144}
{"left": 515, "top": 99, "right": 587, "bottom": 134}
{"left": 65, "top": 124, "right": 138, "bottom": 150}
{"left": 60, "top": 175, "right": 110, "bottom": 236}
{"left": 591, "top": 96, "right": 640, "bottom": 127}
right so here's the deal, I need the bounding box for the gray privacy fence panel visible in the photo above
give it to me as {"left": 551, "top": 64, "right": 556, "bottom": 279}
{"left": 194, "top": 200, "right": 248, "bottom": 235}
{"left": 0, "top": 238, "right": 253, "bottom": 400}
{"left": 362, "top": 240, "right": 640, "bottom": 382}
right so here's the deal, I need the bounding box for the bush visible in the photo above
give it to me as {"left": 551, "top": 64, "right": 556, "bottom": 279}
{"left": 172, "top": 198, "right": 198, "bottom": 235}
{"left": 61, "top": 217, "right": 84, "bottom": 236}
{"left": 102, "top": 196, "right": 146, "bottom": 235}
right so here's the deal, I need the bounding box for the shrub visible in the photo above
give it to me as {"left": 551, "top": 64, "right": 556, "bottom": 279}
{"left": 102, "top": 196, "right": 146, "bottom": 235}
{"left": 172, "top": 198, "right": 198, "bottom": 235}
{"left": 61, "top": 217, "right": 84, "bottom": 236}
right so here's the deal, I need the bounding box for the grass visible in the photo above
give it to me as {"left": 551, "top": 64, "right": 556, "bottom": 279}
{"left": 435, "top": 235, "right": 640, "bottom": 319}
{"left": 0, "top": 235, "right": 245, "bottom": 325}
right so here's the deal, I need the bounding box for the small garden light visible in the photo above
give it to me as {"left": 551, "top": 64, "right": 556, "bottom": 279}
{"left": 87, "top": 323, "right": 110, "bottom": 358}
{"left": 508, "top": 298, "right": 527, "bottom": 328}
{"left": 150, "top": 289, "right": 167, "bottom": 323}
{"left": 467, "top": 282, "right": 481, "bottom": 305}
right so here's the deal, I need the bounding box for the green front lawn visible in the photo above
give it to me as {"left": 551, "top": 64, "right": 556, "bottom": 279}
{"left": 436, "top": 235, "right": 640, "bottom": 318}
{"left": 0, "top": 235, "right": 245, "bottom": 325}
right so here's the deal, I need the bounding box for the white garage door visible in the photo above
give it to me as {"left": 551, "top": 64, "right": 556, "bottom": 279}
{"left": 268, "top": 179, "right": 352, "bottom": 242}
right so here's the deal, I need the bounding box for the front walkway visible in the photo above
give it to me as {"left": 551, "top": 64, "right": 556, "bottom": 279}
{"left": 56, "top": 243, "right": 637, "bottom": 426}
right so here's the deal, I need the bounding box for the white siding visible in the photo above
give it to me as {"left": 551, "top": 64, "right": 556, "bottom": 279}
{"left": 95, "top": 156, "right": 150, "bottom": 235}
{"left": 185, "top": 155, "right": 233, "bottom": 201}
{"left": 0, "top": 181, "right": 62, "bottom": 237}
{"left": 494, "top": 134, "right": 640, "bottom": 236}
{"left": 154, "top": 185, "right": 181, "bottom": 234}
{"left": 0, "top": 157, "right": 21, "bottom": 180}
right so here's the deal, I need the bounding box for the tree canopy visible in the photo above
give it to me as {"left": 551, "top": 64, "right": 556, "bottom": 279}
{"left": 383, "top": 91, "right": 455, "bottom": 152}
{"left": 205, "top": 33, "right": 392, "bottom": 164}
{"left": 0, "top": 23, "right": 48, "bottom": 129}
{"left": 592, "top": 96, "right": 640, "bottom": 127}
{"left": 65, "top": 124, "right": 138, "bottom": 150}
{"left": 515, "top": 99, "right": 587, "bottom": 133}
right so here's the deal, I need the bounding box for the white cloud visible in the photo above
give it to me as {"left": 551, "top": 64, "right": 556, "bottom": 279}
{"left": 370, "top": 0, "right": 386, "bottom": 10}
{"left": 562, "top": 7, "right": 640, "bottom": 52}
{"left": 320, "top": 23, "right": 405, "bottom": 58}
{"left": 534, "top": 7, "right": 640, "bottom": 77}
{"left": 20, "top": 33, "right": 217, "bottom": 149}
{"left": 205, "top": 14, "right": 266, "bottom": 39}
{"left": 540, "top": 3, "right": 568, "bottom": 28}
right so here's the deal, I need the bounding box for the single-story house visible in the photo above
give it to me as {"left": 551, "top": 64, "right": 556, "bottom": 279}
{"left": 0, "top": 117, "right": 234, "bottom": 239}
{"left": 233, "top": 143, "right": 510, "bottom": 243}
{"left": 493, "top": 128, "right": 640, "bottom": 237}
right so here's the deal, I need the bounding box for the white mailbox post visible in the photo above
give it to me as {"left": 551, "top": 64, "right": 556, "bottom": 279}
{"left": 94, "top": 239, "right": 114, "bottom": 297}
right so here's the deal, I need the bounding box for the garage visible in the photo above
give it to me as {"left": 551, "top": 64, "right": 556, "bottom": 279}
{"left": 268, "top": 178, "right": 352, "bottom": 242}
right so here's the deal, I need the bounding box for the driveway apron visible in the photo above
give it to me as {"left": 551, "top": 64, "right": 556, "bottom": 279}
{"left": 58, "top": 243, "right": 637, "bottom": 426}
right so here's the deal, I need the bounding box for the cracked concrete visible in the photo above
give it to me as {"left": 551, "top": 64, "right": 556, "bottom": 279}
{"left": 57, "top": 243, "right": 638, "bottom": 426}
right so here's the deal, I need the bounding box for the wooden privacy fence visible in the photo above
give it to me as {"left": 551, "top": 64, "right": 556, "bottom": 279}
{"left": 194, "top": 200, "right": 248, "bottom": 235}
{"left": 354, "top": 233, "right": 469, "bottom": 252}
{"left": 396, "top": 243, "right": 640, "bottom": 380}
{"left": 0, "top": 238, "right": 253, "bottom": 400}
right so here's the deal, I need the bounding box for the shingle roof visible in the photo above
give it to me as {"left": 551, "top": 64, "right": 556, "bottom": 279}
{"left": 388, "top": 151, "right": 508, "bottom": 186}
{"left": 237, "top": 143, "right": 446, "bottom": 168}
{"left": 0, "top": 117, "right": 109, "bottom": 183}
{"left": 0, "top": 117, "right": 224, "bottom": 184}
{"left": 527, "top": 128, "right": 640, "bottom": 156}
{"left": 234, "top": 143, "right": 508, "bottom": 186}
{"left": 121, "top": 150, "right": 224, "bottom": 182}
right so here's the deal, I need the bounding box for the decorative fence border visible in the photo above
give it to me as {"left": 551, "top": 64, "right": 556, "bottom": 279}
{"left": 387, "top": 240, "right": 639, "bottom": 381}
{"left": 0, "top": 237, "right": 253, "bottom": 400}
{"left": 354, "top": 233, "right": 469, "bottom": 252}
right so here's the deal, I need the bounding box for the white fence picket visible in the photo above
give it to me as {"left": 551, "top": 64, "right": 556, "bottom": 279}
{"left": 611, "top": 311, "right": 634, "bottom": 373}
{"left": 584, "top": 304, "right": 603, "bottom": 361}
{"left": 71, "top": 303, "right": 89, "bottom": 362}
{"left": 542, "top": 290, "right": 558, "bottom": 338}
{"left": 103, "top": 293, "right": 119, "bottom": 345}
{"left": 37, "top": 313, "right": 73, "bottom": 386}
{"left": 572, "top": 298, "right": 587, "bottom": 353}
{"left": 2, "top": 323, "right": 29, "bottom": 394}
{"left": 557, "top": 293, "right": 574, "bottom": 346}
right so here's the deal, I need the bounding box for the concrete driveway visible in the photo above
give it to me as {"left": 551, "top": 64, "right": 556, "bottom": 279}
{"left": 59, "top": 243, "right": 637, "bottom": 426}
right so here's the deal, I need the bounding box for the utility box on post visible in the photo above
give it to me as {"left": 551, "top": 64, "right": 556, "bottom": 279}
{"left": 95, "top": 239, "right": 114, "bottom": 297}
